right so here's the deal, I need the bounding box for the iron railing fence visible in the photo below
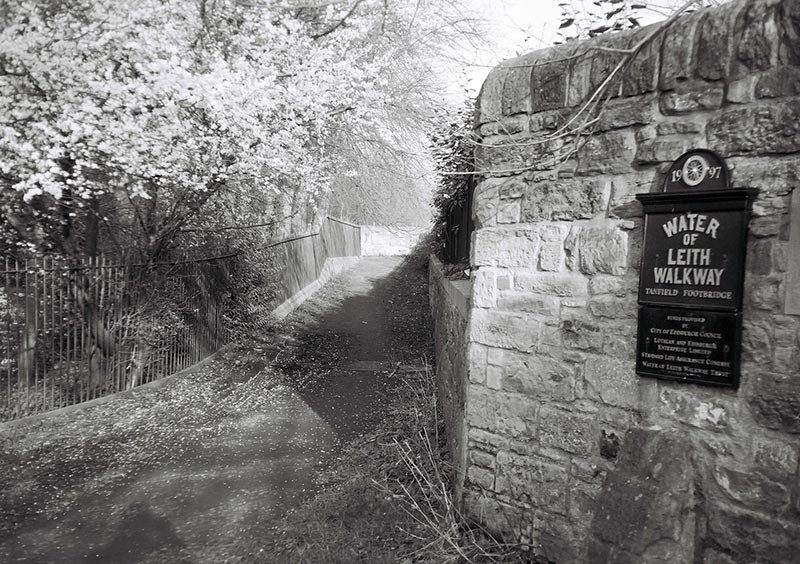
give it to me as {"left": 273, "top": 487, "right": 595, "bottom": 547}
{"left": 0, "top": 216, "right": 362, "bottom": 422}
{"left": 440, "top": 175, "right": 474, "bottom": 265}
{"left": 0, "top": 254, "right": 230, "bottom": 421}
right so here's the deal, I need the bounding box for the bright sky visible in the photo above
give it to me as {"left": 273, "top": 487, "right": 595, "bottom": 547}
{"left": 459, "top": 0, "right": 563, "bottom": 94}
{"left": 460, "top": 0, "right": 692, "bottom": 94}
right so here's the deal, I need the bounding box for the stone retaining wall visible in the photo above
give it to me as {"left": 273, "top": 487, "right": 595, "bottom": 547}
{"left": 429, "top": 256, "right": 471, "bottom": 500}
{"left": 270, "top": 217, "right": 361, "bottom": 319}
{"left": 451, "top": 0, "right": 800, "bottom": 562}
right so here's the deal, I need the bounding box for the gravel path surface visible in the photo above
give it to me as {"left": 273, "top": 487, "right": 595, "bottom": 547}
{"left": 0, "top": 255, "right": 433, "bottom": 564}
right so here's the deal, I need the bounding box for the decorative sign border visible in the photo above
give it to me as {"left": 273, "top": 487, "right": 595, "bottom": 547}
{"left": 664, "top": 149, "right": 730, "bottom": 192}
{"left": 636, "top": 150, "right": 755, "bottom": 388}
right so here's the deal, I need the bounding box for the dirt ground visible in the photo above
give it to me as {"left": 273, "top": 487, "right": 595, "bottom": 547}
{"left": 0, "top": 254, "right": 438, "bottom": 563}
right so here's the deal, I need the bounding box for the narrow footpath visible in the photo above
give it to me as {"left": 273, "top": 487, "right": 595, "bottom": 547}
{"left": 0, "top": 255, "right": 433, "bottom": 564}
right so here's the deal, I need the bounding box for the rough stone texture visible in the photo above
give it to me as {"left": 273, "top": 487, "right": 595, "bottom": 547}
{"left": 588, "top": 430, "right": 697, "bottom": 564}
{"left": 707, "top": 98, "right": 800, "bottom": 156}
{"left": 521, "top": 179, "right": 610, "bottom": 222}
{"left": 429, "top": 257, "right": 471, "bottom": 501}
{"left": 431, "top": 1, "right": 800, "bottom": 562}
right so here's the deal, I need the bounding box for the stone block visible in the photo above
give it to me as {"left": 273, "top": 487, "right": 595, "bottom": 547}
{"left": 752, "top": 437, "right": 799, "bottom": 479}
{"left": 603, "top": 334, "right": 634, "bottom": 358}
{"left": 497, "top": 175, "right": 527, "bottom": 199}
{"left": 726, "top": 74, "right": 758, "bottom": 104}
{"left": 474, "top": 138, "right": 560, "bottom": 175}
{"left": 748, "top": 239, "right": 774, "bottom": 275}
{"left": 472, "top": 180, "right": 499, "bottom": 229}
{"left": 470, "top": 449, "right": 497, "bottom": 470}
{"left": 495, "top": 451, "right": 568, "bottom": 514}
{"left": 561, "top": 318, "right": 604, "bottom": 353}
{"left": 588, "top": 429, "right": 697, "bottom": 564}
{"left": 774, "top": 345, "right": 799, "bottom": 373}
{"left": 587, "top": 295, "right": 636, "bottom": 319}
{"left": 773, "top": 316, "right": 799, "bottom": 347}
{"left": 748, "top": 371, "right": 800, "bottom": 434}
{"left": 479, "top": 115, "right": 527, "bottom": 137}
{"left": 635, "top": 137, "right": 698, "bottom": 165}
{"left": 468, "top": 427, "right": 509, "bottom": 450}
{"left": 538, "top": 406, "right": 596, "bottom": 455}
{"left": 486, "top": 364, "right": 503, "bottom": 390}
{"left": 496, "top": 292, "right": 560, "bottom": 316}
{"left": 609, "top": 176, "right": 655, "bottom": 219}
{"left": 750, "top": 277, "right": 782, "bottom": 311}
{"left": 472, "top": 268, "right": 497, "bottom": 308}
{"left": 470, "top": 308, "right": 541, "bottom": 352}
{"left": 656, "top": 121, "right": 703, "bottom": 135}
{"left": 576, "top": 130, "right": 636, "bottom": 175}
{"left": 659, "top": 10, "right": 704, "bottom": 90}
{"left": 468, "top": 343, "right": 487, "bottom": 385}
{"left": 535, "top": 511, "right": 589, "bottom": 564}
{"left": 778, "top": 0, "right": 800, "bottom": 65}
{"left": 502, "top": 59, "right": 535, "bottom": 115}
{"left": 582, "top": 355, "right": 640, "bottom": 409}
{"left": 732, "top": 0, "right": 780, "bottom": 78}
{"left": 660, "top": 85, "right": 724, "bottom": 114}
{"left": 500, "top": 349, "right": 576, "bottom": 402}
{"left": 565, "top": 224, "right": 628, "bottom": 275}
{"left": 712, "top": 465, "right": 791, "bottom": 513}
{"left": 496, "top": 273, "right": 512, "bottom": 291}
{"left": 590, "top": 274, "right": 635, "bottom": 297}
{"left": 521, "top": 178, "right": 610, "bottom": 222}
{"left": 742, "top": 319, "right": 774, "bottom": 365}
{"left": 706, "top": 503, "right": 800, "bottom": 563}
{"left": 462, "top": 491, "right": 530, "bottom": 541}
{"left": 529, "top": 108, "right": 572, "bottom": 133}
{"left": 515, "top": 271, "right": 589, "bottom": 297}
{"left": 538, "top": 224, "right": 567, "bottom": 271}
{"left": 757, "top": 66, "right": 800, "bottom": 98}
{"left": 479, "top": 65, "right": 511, "bottom": 125}
{"left": 621, "top": 26, "right": 660, "bottom": 96}
{"left": 589, "top": 37, "right": 627, "bottom": 97}
{"left": 531, "top": 61, "right": 568, "bottom": 111}
{"left": 696, "top": 4, "right": 735, "bottom": 81}
{"left": 707, "top": 98, "right": 800, "bottom": 156}
{"left": 658, "top": 387, "right": 733, "bottom": 432}
{"left": 467, "top": 385, "right": 537, "bottom": 438}
{"left": 472, "top": 228, "right": 540, "bottom": 268}
{"left": 467, "top": 465, "right": 496, "bottom": 491}
{"left": 567, "top": 49, "right": 594, "bottom": 107}
{"left": 496, "top": 200, "right": 521, "bottom": 224}
{"left": 595, "top": 94, "right": 657, "bottom": 132}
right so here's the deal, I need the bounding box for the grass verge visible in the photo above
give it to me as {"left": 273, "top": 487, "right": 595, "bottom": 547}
{"left": 245, "top": 364, "right": 537, "bottom": 564}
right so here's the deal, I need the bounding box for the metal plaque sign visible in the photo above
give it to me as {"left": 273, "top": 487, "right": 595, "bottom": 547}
{"left": 637, "top": 306, "right": 740, "bottom": 387}
{"left": 636, "top": 150, "right": 754, "bottom": 388}
{"left": 639, "top": 209, "right": 745, "bottom": 310}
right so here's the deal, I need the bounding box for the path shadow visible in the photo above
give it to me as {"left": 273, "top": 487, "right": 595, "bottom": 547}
{"left": 275, "top": 245, "right": 434, "bottom": 441}
{"left": 86, "top": 503, "right": 192, "bottom": 564}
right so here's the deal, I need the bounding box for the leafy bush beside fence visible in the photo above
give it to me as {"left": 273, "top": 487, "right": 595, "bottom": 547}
{"left": 0, "top": 255, "right": 228, "bottom": 421}
{"left": 0, "top": 217, "right": 362, "bottom": 422}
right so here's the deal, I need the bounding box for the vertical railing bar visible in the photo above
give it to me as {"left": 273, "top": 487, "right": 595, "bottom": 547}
{"left": 57, "top": 261, "right": 64, "bottom": 409}
{"left": 41, "top": 257, "right": 48, "bottom": 413}
{"left": 3, "top": 257, "right": 10, "bottom": 418}
{"left": 31, "top": 263, "right": 38, "bottom": 416}
{"left": 79, "top": 259, "right": 85, "bottom": 404}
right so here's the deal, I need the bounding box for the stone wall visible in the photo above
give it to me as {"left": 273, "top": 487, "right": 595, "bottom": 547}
{"left": 429, "top": 256, "right": 471, "bottom": 500}
{"left": 270, "top": 217, "right": 361, "bottom": 319}
{"left": 456, "top": 0, "right": 800, "bottom": 562}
